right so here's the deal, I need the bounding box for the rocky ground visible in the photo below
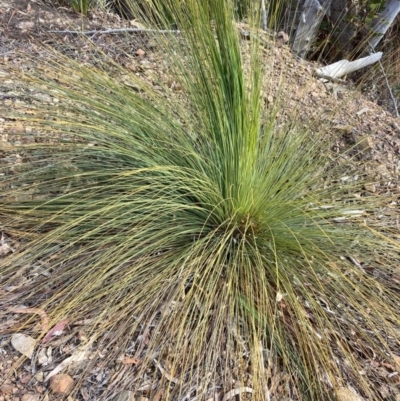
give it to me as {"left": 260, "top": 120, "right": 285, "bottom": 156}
{"left": 0, "top": 1, "right": 399, "bottom": 401}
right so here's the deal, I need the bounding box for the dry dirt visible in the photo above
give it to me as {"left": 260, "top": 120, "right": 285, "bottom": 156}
{"left": 0, "top": 1, "right": 399, "bottom": 401}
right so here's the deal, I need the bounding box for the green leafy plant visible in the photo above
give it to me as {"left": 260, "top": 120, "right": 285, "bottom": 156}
{"left": 1, "top": 0, "right": 399, "bottom": 400}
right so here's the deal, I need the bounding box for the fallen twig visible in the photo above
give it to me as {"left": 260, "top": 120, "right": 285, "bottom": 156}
{"left": 222, "top": 387, "right": 253, "bottom": 401}
{"left": 133, "top": 306, "right": 164, "bottom": 360}
{"left": 315, "top": 52, "right": 383, "bottom": 80}
{"left": 48, "top": 28, "right": 180, "bottom": 35}
{"left": 154, "top": 359, "right": 181, "bottom": 384}
{"left": 10, "top": 307, "right": 49, "bottom": 333}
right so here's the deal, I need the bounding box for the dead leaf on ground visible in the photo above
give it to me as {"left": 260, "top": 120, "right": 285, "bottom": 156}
{"left": 11, "top": 333, "right": 36, "bottom": 359}
{"left": 42, "top": 319, "right": 69, "bottom": 344}
{"left": 0, "top": 242, "right": 13, "bottom": 256}
{"left": 121, "top": 356, "right": 141, "bottom": 365}
{"left": 37, "top": 346, "right": 52, "bottom": 366}
{"left": 45, "top": 342, "right": 92, "bottom": 381}
{"left": 0, "top": 233, "right": 14, "bottom": 256}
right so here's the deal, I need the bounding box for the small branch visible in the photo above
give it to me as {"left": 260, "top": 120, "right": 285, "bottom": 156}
{"left": 48, "top": 28, "right": 180, "bottom": 35}
{"left": 377, "top": 59, "right": 399, "bottom": 118}
{"left": 315, "top": 52, "right": 382, "bottom": 79}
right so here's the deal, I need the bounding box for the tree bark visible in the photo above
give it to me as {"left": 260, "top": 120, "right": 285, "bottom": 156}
{"left": 292, "top": 0, "right": 332, "bottom": 58}
{"left": 368, "top": 0, "right": 400, "bottom": 50}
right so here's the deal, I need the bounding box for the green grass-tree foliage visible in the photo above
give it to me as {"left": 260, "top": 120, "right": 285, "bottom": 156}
{"left": 112, "top": 0, "right": 177, "bottom": 27}
{"left": 1, "top": 0, "right": 399, "bottom": 399}
{"left": 70, "top": 0, "right": 91, "bottom": 15}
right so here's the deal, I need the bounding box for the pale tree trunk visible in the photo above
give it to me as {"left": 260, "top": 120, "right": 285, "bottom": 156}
{"left": 368, "top": 0, "right": 400, "bottom": 50}
{"left": 292, "top": 0, "right": 332, "bottom": 58}
{"left": 261, "top": 0, "right": 267, "bottom": 30}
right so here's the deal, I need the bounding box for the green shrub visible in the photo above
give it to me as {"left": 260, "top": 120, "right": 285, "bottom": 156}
{"left": 71, "top": 0, "right": 90, "bottom": 15}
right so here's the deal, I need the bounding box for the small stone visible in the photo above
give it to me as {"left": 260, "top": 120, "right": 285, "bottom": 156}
{"left": 135, "top": 49, "right": 146, "bottom": 58}
{"left": 50, "top": 374, "right": 74, "bottom": 395}
{"left": 0, "top": 384, "right": 13, "bottom": 394}
{"left": 276, "top": 31, "right": 289, "bottom": 47}
{"left": 21, "top": 394, "right": 40, "bottom": 401}
{"left": 126, "top": 62, "right": 137, "bottom": 72}
{"left": 20, "top": 374, "right": 32, "bottom": 385}
{"left": 364, "top": 184, "right": 376, "bottom": 193}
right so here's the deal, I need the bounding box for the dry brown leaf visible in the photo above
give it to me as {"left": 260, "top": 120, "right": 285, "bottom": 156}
{"left": 42, "top": 319, "right": 69, "bottom": 344}
{"left": 121, "top": 356, "right": 141, "bottom": 365}
{"left": 10, "top": 307, "right": 49, "bottom": 333}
